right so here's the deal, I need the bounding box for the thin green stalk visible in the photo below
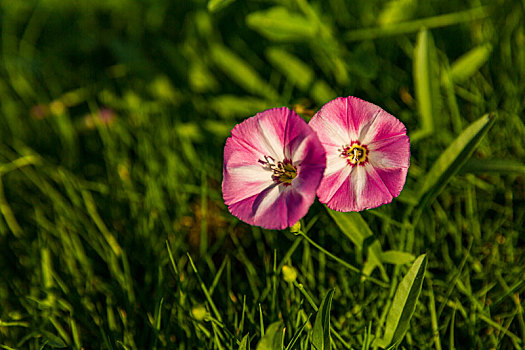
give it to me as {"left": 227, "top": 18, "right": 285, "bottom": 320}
{"left": 297, "top": 230, "right": 388, "bottom": 288}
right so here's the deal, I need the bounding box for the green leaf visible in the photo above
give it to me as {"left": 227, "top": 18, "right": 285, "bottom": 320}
{"left": 378, "top": 0, "right": 417, "bottom": 26}
{"left": 312, "top": 289, "right": 335, "bottom": 350}
{"left": 210, "top": 44, "right": 277, "bottom": 100}
{"left": 210, "top": 95, "right": 272, "bottom": 119}
{"left": 41, "top": 331, "right": 67, "bottom": 348}
{"left": 285, "top": 315, "right": 311, "bottom": 350}
{"left": 256, "top": 322, "right": 284, "bottom": 350}
{"left": 246, "top": 7, "right": 316, "bottom": 42}
{"left": 417, "top": 113, "right": 496, "bottom": 209}
{"left": 239, "top": 334, "right": 250, "bottom": 350}
{"left": 265, "top": 47, "right": 314, "bottom": 91}
{"left": 380, "top": 251, "right": 415, "bottom": 265}
{"left": 448, "top": 43, "right": 492, "bottom": 84}
{"left": 207, "top": 0, "right": 237, "bottom": 13}
{"left": 412, "top": 28, "right": 438, "bottom": 141}
{"left": 375, "top": 254, "right": 428, "bottom": 348}
{"left": 327, "top": 208, "right": 387, "bottom": 280}
{"left": 459, "top": 159, "right": 525, "bottom": 175}
{"left": 310, "top": 80, "right": 337, "bottom": 105}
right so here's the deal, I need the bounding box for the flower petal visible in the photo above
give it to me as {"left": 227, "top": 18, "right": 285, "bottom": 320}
{"left": 230, "top": 107, "right": 289, "bottom": 161}
{"left": 356, "top": 164, "right": 395, "bottom": 210}
{"left": 227, "top": 183, "right": 282, "bottom": 229}
{"left": 368, "top": 134, "right": 410, "bottom": 170}
{"left": 223, "top": 107, "right": 326, "bottom": 229}
{"left": 359, "top": 107, "right": 408, "bottom": 146}
{"left": 308, "top": 97, "right": 351, "bottom": 147}
{"left": 316, "top": 164, "right": 353, "bottom": 210}
{"left": 310, "top": 96, "right": 410, "bottom": 212}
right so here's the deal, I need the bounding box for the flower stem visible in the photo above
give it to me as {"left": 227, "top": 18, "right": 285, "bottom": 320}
{"left": 297, "top": 230, "right": 388, "bottom": 288}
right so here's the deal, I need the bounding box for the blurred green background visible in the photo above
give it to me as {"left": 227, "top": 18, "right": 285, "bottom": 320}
{"left": 0, "top": 0, "right": 524, "bottom": 348}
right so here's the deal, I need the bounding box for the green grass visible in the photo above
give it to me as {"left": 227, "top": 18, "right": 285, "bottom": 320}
{"left": 0, "top": 0, "right": 524, "bottom": 349}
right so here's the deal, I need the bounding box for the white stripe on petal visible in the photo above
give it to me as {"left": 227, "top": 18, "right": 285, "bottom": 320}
{"left": 290, "top": 136, "right": 309, "bottom": 164}
{"left": 313, "top": 116, "right": 349, "bottom": 147}
{"left": 323, "top": 164, "right": 353, "bottom": 204}
{"left": 358, "top": 110, "right": 381, "bottom": 145}
{"left": 224, "top": 165, "right": 274, "bottom": 205}
{"left": 252, "top": 184, "right": 282, "bottom": 219}
{"left": 349, "top": 165, "right": 367, "bottom": 200}
{"left": 258, "top": 117, "right": 285, "bottom": 160}
{"left": 325, "top": 152, "right": 348, "bottom": 177}
{"left": 227, "top": 164, "right": 273, "bottom": 183}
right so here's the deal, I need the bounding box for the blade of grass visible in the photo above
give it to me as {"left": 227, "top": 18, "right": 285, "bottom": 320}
{"left": 415, "top": 113, "right": 497, "bottom": 214}
{"left": 296, "top": 230, "right": 388, "bottom": 288}
{"left": 343, "top": 6, "right": 490, "bottom": 41}
{"left": 412, "top": 28, "right": 438, "bottom": 142}
{"left": 207, "top": 0, "right": 237, "bottom": 12}
{"left": 459, "top": 159, "right": 525, "bottom": 175}
{"left": 312, "top": 289, "right": 335, "bottom": 350}
{"left": 255, "top": 321, "right": 284, "bottom": 350}
{"left": 187, "top": 253, "right": 223, "bottom": 323}
{"left": 326, "top": 208, "right": 387, "bottom": 280}
{"left": 375, "top": 254, "right": 427, "bottom": 348}
{"left": 447, "top": 44, "right": 492, "bottom": 84}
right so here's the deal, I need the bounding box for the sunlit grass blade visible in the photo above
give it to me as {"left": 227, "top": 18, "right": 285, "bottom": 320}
{"left": 378, "top": 0, "right": 417, "bottom": 26}
{"left": 343, "top": 6, "right": 489, "bottom": 41}
{"left": 416, "top": 113, "right": 496, "bottom": 211}
{"left": 210, "top": 44, "right": 277, "bottom": 100}
{"left": 285, "top": 315, "right": 311, "bottom": 350}
{"left": 187, "top": 253, "right": 223, "bottom": 323}
{"left": 256, "top": 322, "right": 284, "bottom": 350}
{"left": 375, "top": 254, "right": 428, "bottom": 349}
{"left": 312, "top": 289, "right": 334, "bottom": 350}
{"left": 380, "top": 251, "right": 415, "bottom": 265}
{"left": 327, "top": 208, "right": 387, "bottom": 280}
{"left": 210, "top": 95, "right": 273, "bottom": 119}
{"left": 412, "top": 28, "right": 437, "bottom": 142}
{"left": 265, "top": 47, "right": 314, "bottom": 91}
{"left": 239, "top": 334, "right": 250, "bottom": 350}
{"left": 447, "top": 44, "right": 492, "bottom": 84}
{"left": 207, "top": 0, "right": 237, "bottom": 13}
{"left": 246, "top": 7, "right": 316, "bottom": 42}
{"left": 459, "top": 159, "right": 525, "bottom": 175}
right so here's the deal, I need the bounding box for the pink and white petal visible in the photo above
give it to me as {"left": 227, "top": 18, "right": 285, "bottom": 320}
{"left": 359, "top": 108, "right": 408, "bottom": 146}
{"left": 228, "top": 183, "right": 283, "bottom": 229}
{"left": 223, "top": 137, "right": 263, "bottom": 169}
{"left": 309, "top": 98, "right": 351, "bottom": 147}
{"left": 373, "top": 166, "right": 408, "bottom": 199}
{"left": 289, "top": 133, "right": 326, "bottom": 175}
{"left": 367, "top": 134, "right": 410, "bottom": 170}
{"left": 252, "top": 187, "right": 314, "bottom": 229}
{"left": 284, "top": 111, "right": 325, "bottom": 164}
{"left": 345, "top": 96, "right": 385, "bottom": 141}
{"left": 222, "top": 163, "right": 274, "bottom": 206}
{"left": 230, "top": 108, "right": 287, "bottom": 161}
{"left": 257, "top": 108, "right": 288, "bottom": 160}
{"left": 354, "top": 164, "right": 394, "bottom": 210}
{"left": 324, "top": 152, "right": 347, "bottom": 177}
{"left": 321, "top": 167, "right": 359, "bottom": 211}
{"left": 317, "top": 164, "right": 353, "bottom": 209}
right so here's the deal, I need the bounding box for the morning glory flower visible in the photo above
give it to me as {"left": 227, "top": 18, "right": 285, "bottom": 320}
{"left": 223, "top": 107, "right": 326, "bottom": 229}
{"left": 309, "top": 97, "right": 410, "bottom": 212}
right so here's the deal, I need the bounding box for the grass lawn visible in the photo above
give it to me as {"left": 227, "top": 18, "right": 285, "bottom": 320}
{"left": 0, "top": 0, "right": 524, "bottom": 348}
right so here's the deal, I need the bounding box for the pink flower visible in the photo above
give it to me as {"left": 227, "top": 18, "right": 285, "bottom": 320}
{"left": 309, "top": 97, "right": 410, "bottom": 212}
{"left": 223, "top": 107, "right": 326, "bottom": 229}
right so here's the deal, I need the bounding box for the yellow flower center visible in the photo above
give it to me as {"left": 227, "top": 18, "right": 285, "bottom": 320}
{"left": 259, "top": 156, "right": 297, "bottom": 185}
{"left": 340, "top": 143, "right": 368, "bottom": 165}
{"left": 276, "top": 162, "right": 297, "bottom": 184}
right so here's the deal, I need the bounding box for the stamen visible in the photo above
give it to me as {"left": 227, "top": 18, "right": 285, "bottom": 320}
{"left": 340, "top": 142, "right": 368, "bottom": 166}
{"left": 259, "top": 156, "right": 297, "bottom": 185}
